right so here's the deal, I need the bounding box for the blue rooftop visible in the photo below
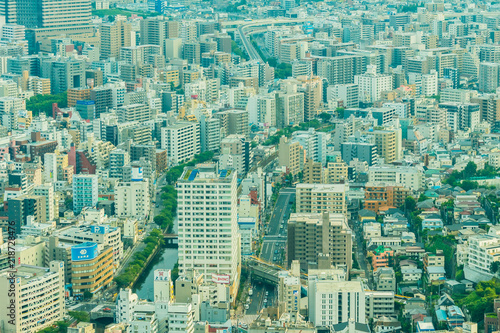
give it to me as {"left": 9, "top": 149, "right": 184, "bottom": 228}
{"left": 188, "top": 169, "right": 198, "bottom": 181}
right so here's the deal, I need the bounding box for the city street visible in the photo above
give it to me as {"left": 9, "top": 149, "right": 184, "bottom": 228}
{"left": 260, "top": 188, "right": 295, "bottom": 264}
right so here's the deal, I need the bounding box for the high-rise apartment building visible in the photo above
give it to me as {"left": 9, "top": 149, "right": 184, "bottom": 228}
{"left": 117, "top": 103, "right": 151, "bottom": 123}
{"left": 341, "top": 142, "right": 378, "bottom": 166}
{"left": 160, "top": 121, "right": 200, "bottom": 165}
{"left": 72, "top": 174, "right": 98, "bottom": 215}
{"left": 214, "top": 109, "right": 249, "bottom": 138}
{"left": 8, "top": 194, "right": 46, "bottom": 234}
{"left": 177, "top": 163, "right": 240, "bottom": 297}
{"left": 327, "top": 84, "right": 359, "bottom": 109}
{"left": 200, "top": 115, "right": 221, "bottom": 153}
{"left": 109, "top": 148, "right": 130, "bottom": 179}
{"left": 287, "top": 212, "right": 352, "bottom": 270}
{"left": 370, "top": 128, "right": 402, "bottom": 164}
{"left": 34, "top": 184, "right": 56, "bottom": 222}
{"left": 100, "top": 20, "right": 132, "bottom": 60}
{"left": 296, "top": 183, "right": 347, "bottom": 215}
{"left": 354, "top": 65, "right": 392, "bottom": 103}
{"left": 115, "top": 180, "right": 150, "bottom": 218}
{"left": 479, "top": 62, "right": 500, "bottom": 92}
{"left": 0, "top": 261, "right": 65, "bottom": 333}
{"left": 278, "top": 136, "right": 305, "bottom": 176}
{"left": 140, "top": 16, "right": 179, "bottom": 50}
{"left": 308, "top": 278, "right": 366, "bottom": 326}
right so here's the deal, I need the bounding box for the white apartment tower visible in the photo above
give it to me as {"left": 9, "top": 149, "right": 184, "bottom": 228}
{"left": 115, "top": 180, "right": 150, "bottom": 218}
{"left": 177, "top": 163, "right": 240, "bottom": 298}
{"left": 0, "top": 261, "right": 65, "bottom": 333}
{"left": 308, "top": 277, "right": 366, "bottom": 327}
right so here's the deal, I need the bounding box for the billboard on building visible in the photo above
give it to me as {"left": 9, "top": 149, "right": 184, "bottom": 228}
{"left": 131, "top": 166, "right": 143, "bottom": 181}
{"left": 71, "top": 243, "right": 99, "bottom": 262}
{"left": 212, "top": 273, "right": 230, "bottom": 284}
{"left": 154, "top": 269, "right": 171, "bottom": 281}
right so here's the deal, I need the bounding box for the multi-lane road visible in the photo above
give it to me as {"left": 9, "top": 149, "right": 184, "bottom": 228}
{"left": 260, "top": 187, "right": 295, "bottom": 265}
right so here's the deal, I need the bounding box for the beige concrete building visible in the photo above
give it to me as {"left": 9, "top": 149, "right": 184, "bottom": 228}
{"left": 296, "top": 183, "right": 347, "bottom": 215}
{"left": 0, "top": 261, "right": 65, "bottom": 333}
{"left": 278, "top": 136, "right": 305, "bottom": 176}
{"left": 100, "top": 20, "right": 132, "bottom": 60}
{"left": 287, "top": 212, "right": 352, "bottom": 270}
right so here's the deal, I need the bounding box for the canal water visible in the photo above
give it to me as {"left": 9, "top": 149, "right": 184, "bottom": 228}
{"left": 133, "top": 217, "right": 178, "bottom": 301}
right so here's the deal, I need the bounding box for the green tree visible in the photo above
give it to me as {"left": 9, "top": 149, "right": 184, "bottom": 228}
{"left": 463, "top": 161, "right": 477, "bottom": 179}
{"left": 418, "top": 194, "right": 429, "bottom": 202}
{"left": 318, "top": 112, "right": 331, "bottom": 123}
{"left": 491, "top": 262, "right": 500, "bottom": 274}
{"left": 83, "top": 290, "right": 93, "bottom": 301}
{"left": 405, "top": 196, "right": 416, "bottom": 212}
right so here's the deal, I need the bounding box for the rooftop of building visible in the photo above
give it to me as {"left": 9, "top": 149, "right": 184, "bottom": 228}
{"left": 0, "top": 265, "right": 54, "bottom": 285}
{"left": 179, "top": 163, "right": 234, "bottom": 183}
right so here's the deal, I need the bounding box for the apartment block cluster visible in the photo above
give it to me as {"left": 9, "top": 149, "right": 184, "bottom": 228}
{"left": 2, "top": 0, "right": 500, "bottom": 331}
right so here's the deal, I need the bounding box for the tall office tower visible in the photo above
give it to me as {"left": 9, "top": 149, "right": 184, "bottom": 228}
{"left": 100, "top": 20, "right": 132, "bottom": 60}
{"left": 0, "top": 261, "right": 65, "bottom": 333}
{"left": 34, "top": 183, "right": 56, "bottom": 221}
{"left": 140, "top": 16, "right": 179, "bottom": 50}
{"left": 183, "top": 42, "right": 201, "bottom": 64}
{"left": 287, "top": 212, "right": 352, "bottom": 270}
{"left": 354, "top": 65, "right": 392, "bottom": 103}
{"left": 72, "top": 174, "right": 98, "bottom": 215}
{"left": 177, "top": 163, "right": 240, "bottom": 297}
{"left": 109, "top": 148, "right": 130, "bottom": 179}
{"left": 308, "top": 278, "right": 366, "bottom": 326}
{"left": 479, "top": 62, "right": 500, "bottom": 92}
{"left": 296, "top": 183, "right": 347, "bottom": 215}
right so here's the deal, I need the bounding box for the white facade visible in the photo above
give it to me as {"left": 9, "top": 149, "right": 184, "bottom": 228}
{"left": 368, "top": 166, "right": 424, "bottom": 190}
{"left": 161, "top": 121, "right": 200, "bottom": 165}
{"left": 0, "top": 262, "right": 65, "bottom": 333}
{"left": 467, "top": 234, "right": 500, "bottom": 275}
{"left": 308, "top": 279, "right": 366, "bottom": 326}
{"left": 168, "top": 303, "right": 195, "bottom": 333}
{"left": 115, "top": 180, "right": 150, "bottom": 218}
{"left": 177, "top": 164, "right": 240, "bottom": 296}
{"left": 354, "top": 66, "right": 392, "bottom": 103}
